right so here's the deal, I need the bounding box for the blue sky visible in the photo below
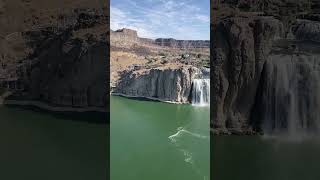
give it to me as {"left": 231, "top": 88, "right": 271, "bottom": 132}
{"left": 110, "top": 0, "right": 210, "bottom": 40}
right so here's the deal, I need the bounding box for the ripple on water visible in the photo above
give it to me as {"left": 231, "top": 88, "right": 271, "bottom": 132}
{"left": 169, "top": 126, "right": 209, "bottom": 180}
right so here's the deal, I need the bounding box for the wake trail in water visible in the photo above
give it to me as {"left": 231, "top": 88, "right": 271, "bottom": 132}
{"left": 168, "top": 125, "right": 209, "bottom": 180}
{"left": 168, "top": 128, "right": 209, "bottom": 142}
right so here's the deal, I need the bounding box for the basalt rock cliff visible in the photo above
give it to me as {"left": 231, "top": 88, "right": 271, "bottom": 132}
{"left": 0, "top": 0, "right": 108, "bottom": 112}
{"left": 212, "top": 0, "right": 320, "bottom": 135}
{"left": 113, "top": 66, "right": 200, "bottom": 103}
{"left": 111, "top": 28, "right": 209, "bottom": 103}
{"left": 111, "top": 28, "right": 210, "bottom": 49}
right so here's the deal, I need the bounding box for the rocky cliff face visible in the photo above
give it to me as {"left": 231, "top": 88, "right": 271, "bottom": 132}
{"left": 111, "top": 28, "right": 210, "bottom": 49}
{"left": 0, "top": 0, "right": 108, "bottom": 112}
{"left": 110, "top": 29, "right": 138, "bottom": 47}
{"left": 113, "top": 66, "right": 200, "bottom": 103}
{"left": 212, "top": 0, "right": 320, "bottom": 134}
{"left": 110, "top": 28, "right": 209, "bottom": 103}
{"left": 212, "top": 16, "right": 283, "bottom": 134}
{"left": 293, "top": 20, "right": 320, "bottom": 42}
{"left": 155, "top": 38, "right": 210, "bottom": 48}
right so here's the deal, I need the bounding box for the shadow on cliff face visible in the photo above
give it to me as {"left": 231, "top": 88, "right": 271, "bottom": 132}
{"left": 4, "top": 105, "right": 109, "bottom": 124}
{"left": 113, "top": 94, "right": 191, "bottom": 104}
{"left": 117, "top": 95, "right": 161, "bottom": 103}
{"left": 249, "top": 62, "right": 268, "bottom": 133}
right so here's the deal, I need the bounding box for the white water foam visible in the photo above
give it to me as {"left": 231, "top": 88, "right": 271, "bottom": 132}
{"left": 168, "top": 126, "right": 209, "bottom": 179}
{"left": 192, "top": 79, "right": 210, "bottom": 106}
{"left": 168, "top": 128, "right": 209, "bottom": 142}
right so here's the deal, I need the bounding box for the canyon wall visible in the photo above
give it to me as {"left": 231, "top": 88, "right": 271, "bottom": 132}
{"left": 111, "top": 28, "right": 210, "bottom": 104}
{"left": 111, "top": 28, "right": 210, "bottom": 48}
{"left": 113, "top": 66, "right": 200, "bottom": 103}
{"left": 0, "top": 0, "right": 108, "bottom": 112}
{"left": 212, "top": 0, "right": 320, "bottom": 134}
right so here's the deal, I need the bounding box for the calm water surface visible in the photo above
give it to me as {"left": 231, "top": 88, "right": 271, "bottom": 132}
{"left": 212, "top": 136, "right": 320, "bottom": 180}
{"left": 111, "top": 96, "right": 210, "bottom": 180}
{"left": 0, "top": 106, "right": 108, "bottom": 180}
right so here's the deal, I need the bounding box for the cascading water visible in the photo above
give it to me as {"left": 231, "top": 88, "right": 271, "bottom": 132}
{"left": 259, "top": 54, "right": 320, "bottom": 137}
{"left": 191, "top": 79, "right": 210, "bottom": 106}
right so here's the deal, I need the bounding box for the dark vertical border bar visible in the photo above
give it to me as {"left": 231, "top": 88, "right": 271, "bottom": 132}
{"left": 106, "top": 0, "right": 111, "bottom": 179}
{"left": 0, "top": 0, "right": 110, "bottom": 179}
{"left": 210, "top": 0, "right": 214, "bottom": 179}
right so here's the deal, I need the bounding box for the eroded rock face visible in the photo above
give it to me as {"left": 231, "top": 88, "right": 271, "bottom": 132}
{"left": 110, "top": 29, "right": 139, "bottom": 47}
{"left": 293, "top": 20, "right": 320, "bottom": 42}
{"left": 14, "top": 31, "right": 108, "bottom": 109}
{"left": 113, "top": 66, "right": 200, "bottom": 103}
{"left": 155, "top": 39, "right": 210, "bottom": 48}
{"left": 0, "top": 1, "right": 108, "bottom": 112}
{"left": 211, "top": 16, "right": 283, "bottom": 134}
{"left": 111, "top": 28, "right": 210, "bottom": 49}
{"left": 212, "top": 0, "right": 320, "bottom": 135}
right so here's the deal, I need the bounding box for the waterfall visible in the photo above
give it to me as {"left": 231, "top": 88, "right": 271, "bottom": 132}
{"left": 192, "top": 79, "right": 210, "bottom": 106}
{"left": 260, "top": 54, "right": 320, "bottom": 137}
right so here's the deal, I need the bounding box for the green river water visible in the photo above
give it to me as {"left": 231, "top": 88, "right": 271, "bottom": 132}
{"left": 4, "top": 95, "right": 319, "bottom": 180}
{"left": 0, "top": 105, "right": 108, "bottom": 180}
{"left": 110, "top": 96, "right": 210, "bottom": 180}
{"left": 212, "top": 136, "right": 320, "bottom": 180}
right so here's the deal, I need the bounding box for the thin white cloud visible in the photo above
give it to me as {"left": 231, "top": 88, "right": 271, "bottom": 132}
{"left": 110, "top": 0, "right": 209, "bottom": 40}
